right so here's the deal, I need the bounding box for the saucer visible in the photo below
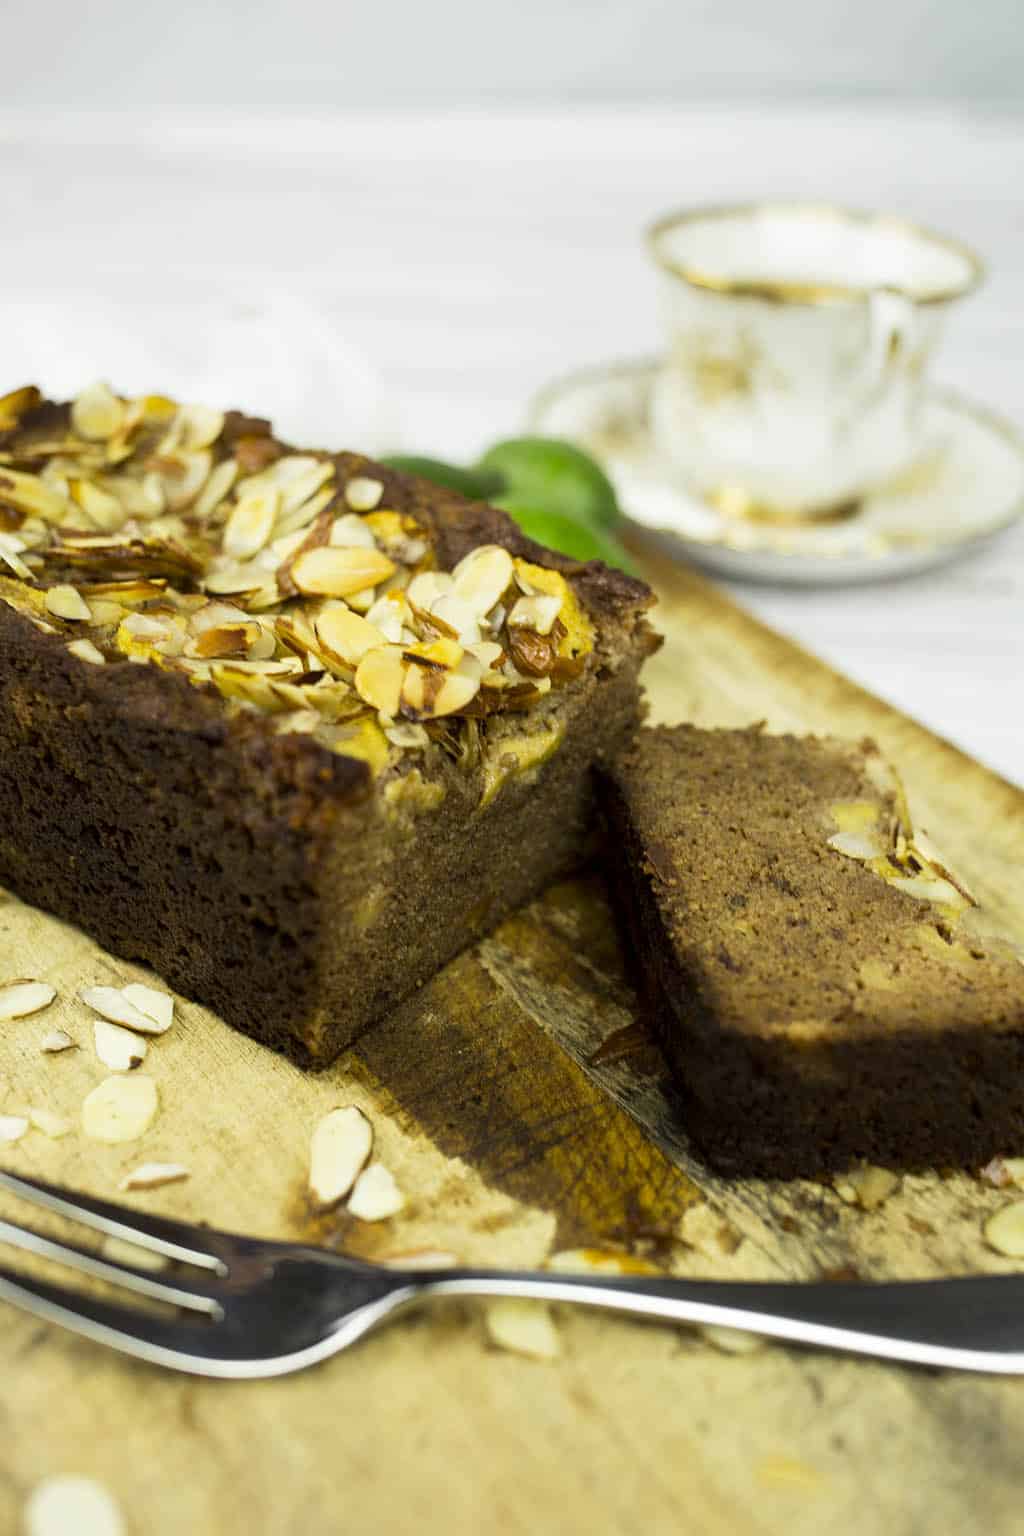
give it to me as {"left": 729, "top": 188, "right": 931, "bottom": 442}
{"left": 529, "top": 359, "right": 1024, "bottom": 584}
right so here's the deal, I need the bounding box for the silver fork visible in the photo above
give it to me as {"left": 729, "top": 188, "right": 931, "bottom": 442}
{"left": 1, "top": 1167, "right": 1022, "bottom": 1377}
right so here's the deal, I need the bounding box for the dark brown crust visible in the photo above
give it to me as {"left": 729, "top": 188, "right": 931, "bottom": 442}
{"left": 597, "top": 725, "right": 1024, "bottom": 1177}
{"left": 0, "top": 403, "right": 656, "bottom": 1066}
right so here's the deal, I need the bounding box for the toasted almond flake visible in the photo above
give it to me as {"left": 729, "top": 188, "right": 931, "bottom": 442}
{"left": 385, "top": 722, "right": 429, "bottom": 749}
{"left": 66, "top": 638, "right": 106, "bottom": 665}
{"left": 81, "top": 985, "right": 171, "bottom": 1035}
{"left": 354, "top": 645, "right": 406, "bottom": 715}
{"left": 71, "top": 381, "right": 124, "bottom": 441}
{"left": 827, "top": 831, "right": 886, "bottom": 861}
{"left": 40, "top": 1028, "right": 75, "bottom": 1053}
{"left": 45, "top": 583, "right": 92, "bottom": 621}
{"left": 984, "top": 1200, "right": 1024, "bottom": 1257}
{"left": 366, "top": 593, "right": 410, "bottom": 641}
{"left": 406, "top": 571, "right": 454, "bottom": 608}
{"left": 188, "top": 600, "right": 250, "bottom": 634}
{"left": 0, "top": 533, "right": 33, "bottom": 577}
{"left": 428, "top": 592, "right": 483, "bottom": 645}
{"left": 887, "top": 874, "right": 965, "bottom": 906}
{"left": 81, "top": 1074, "right": 158, "bottom": 1143}
{"left": 278, "top": 459, "right": 334, "bottom": 515}
{"left": 484, "top": 1298, "right": 561, "bottom": 1360}
{"left": 0, "top": 1115, "right": 28, "bottom": 1142}
{"left": 378, "top": 1248, "right": 459, "bottom": 1270}
{"left": 120, "top": 1161, "right": 189, "bottom": 1191}
{"left": 402, "top": 655, "right": 481, "bottom": 720}
{"left": 24, "top": 1476, "right": 125, "bottom": 1536}
{"left": 194, "top": 456, "right": 239, "bottom": 519}
{"left": 347, "top": 1162, "right": 404, "bottom": 1221}
{"left": 223, "top": 488, "right": 280, "bottom": 560}
{"left": 177, "top": 403, "right": 225, "bottom": 451}
{"left": 982, "top": 1156, "right": 1024, "bottom": 1189}
{"left": 309, "top": 1106, "right": 373, "bottom": 1208}
{"left": 700, "top": 1324, "right": 766, "bottom": 1355}
{"left": 121, "top": 983, "right": 175, "bottom": 1032}
{"left": 0, "top": 466, "right": 68, "bottom": 522}
{"left": 70, "top": 478, "right": 124, "bottom": 530}
{"left": 507, "top": 592, "right": 563, "bottom": 636}
{"left": 292, "top": 545, "right": 396, "bottom": 599}
{"left": 345, "top": 476, "right": 384, "bottom": 512}
{"left": 330, "top": 513, "right": 378, "bottom": 549}
{"left": 316, "top": 605, "right": 386, "bottom": 667}
{"left": 452, "top": 544, "right": 514, "bottom": 617}
{"left": 839, "top": 1164, "right": 899, "bottom": 1211}
{"left": 99, "top": 1233, "right": 169, "bottom": 1271}
{"left": 94, "top": 1018, "right": 148, "bottom": 1071}
{"left": 0, "top": 980, "right": 56, "bottom": 1020}
{"left": 28, "top": 1107, "right": 72, "bottom": 1138}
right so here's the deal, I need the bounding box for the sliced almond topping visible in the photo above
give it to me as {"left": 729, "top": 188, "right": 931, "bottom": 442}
{"left": 94, "top": 1018, "right": 148, "bottom": 1071}
{"left": 354, "top": 645, "right": 407, "bottom": 715}
{"left": 347, "top": 1162, "right": 404, "bottom": 1221}
{"left": 329, "top": 513, "right": 378, "bottom": 549}
{"left": 40, "top": 1028, "right": 75, "bottom": 1053}
{"left": 71, "top": 381, "right": 124, "bottom": 441}
{"left": 70, "top": 478, "right": 124, "bottom": 531}
{"left": 836, "top": 1164, "right": 899, "bottom": 1211}
{"left": 0, "top": 467, "right": 68, "bottom": 522}
{"left": 507, "top": 592, "right": 563, "bottom": 636}
{"left": 222, "top": 488, "right": 279, "bottom": 560}
{"left": 291, "top": 545, "right": 396, "bottom": 599}
{"left": 309, "top": 1105, "right": 374, "bottom": 1209}
{"left": 452, "top": 544, "right": 514, "bottom": 617}
{"left": 385, "top": 722, "right": 430, "bottom": 749}
{"left": 315, "top": 605, "right": 386, "bottom": 668}
{"left": 887, "top": 874, "right": 965, "bottom": 906}
{"left": 0, "top": 980, "right": 56, "bottom": 1020}
{"left": 278, "top": 459, "right": 334, "bottom": 515}
{"left": 81, "top": 1074, "right": 158, "bottom": 1143}
{"left": 827, "top": 831, "right": 885, "bottom": 862}
{"left": 176, "top": 403, "right": 225, "bottom": 451}
{"left": 365, "top": 592, "right": 410, "bottom": 641}
{"left": 66, "top": 638, "right": 106, "bottom": 665}
{"left": 344, "top": 476, "right": 384, "bottom": 512}
{"left": 402, "top": 655, "right": 481, "bottom": 719}
{"left": 28, "top": 1107, "right": 72, "bottom": 1139}
{"left": 484, "top": 1298, "right": 561, "bottom": 1360}
{"left": 0, "top": 1115, "right": 28, "bottom": 1143}
{"left": 194, "top": 456, "right": 239, "bottom": 520}
{"left": 428, "top": 592, "right": 482, "bottom": 645}
{"left": 159, "top": 449, "right": 212, "bottom": 511}
{"left": 984, "top": 1199, "right": 1024, "bottom": 1257}
{"left": 406, "top": 571, "right": 454, "bottom": 608}
{"left": 80, "top": 985, "right": 171, "bottom": 1036}
{"left": 120, "top": 1161, "right": 189, "bottom": 1191}
{"left": 43, "top": 580, "right": 90, "bottom": 617}
{"left": 24, "top": 1476, "right": 126, "bottom": 1536}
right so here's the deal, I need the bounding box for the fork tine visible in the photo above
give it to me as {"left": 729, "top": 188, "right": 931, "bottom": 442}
{"left": 0, "top": 1169, "right": 225, "bottom": 1272}
{"left": 0, "top": 1263, "right": 222, "bottom": 1376}
{"left": 0, "top": 1217, "right": 222, "bottom": 1315}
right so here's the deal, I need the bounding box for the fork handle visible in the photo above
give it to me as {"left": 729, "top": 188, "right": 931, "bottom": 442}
{"left": 423, "top": 1269, "right": 1024, "bottom": 1373}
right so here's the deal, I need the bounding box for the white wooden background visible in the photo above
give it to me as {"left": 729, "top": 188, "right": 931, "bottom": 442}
{"left": 0, "top": 105, "right": 1020, "bottom": 783}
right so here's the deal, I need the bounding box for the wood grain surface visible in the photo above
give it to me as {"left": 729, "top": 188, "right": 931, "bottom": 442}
{"left": 2, "top": 551, "right": 1023, "bottom": 1536}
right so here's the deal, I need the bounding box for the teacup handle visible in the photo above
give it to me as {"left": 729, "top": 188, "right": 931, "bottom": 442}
{"left": 859, "top": 287, "right": 912, "bottom": 396}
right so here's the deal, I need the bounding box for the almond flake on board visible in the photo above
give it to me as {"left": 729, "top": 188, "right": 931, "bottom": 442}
{"left": 81, "top": 1075, "right": 158, "bottom": 1143}
{"left": 0, "top": 1115, "right": 29, "bottom": 1143}
{"left": 346, "top": 1162, "right": 404, "bottom": 1221}
{"left": 484, "top": 1298, "right": 561, "bottom": 1360}
{"left": 120, "top": 982, "right": 175, "bottom": 1033}
{"left": 27, "top": 1107, "right": 72, "bottom": 1138}
{"left": 308, "top": 1106, "right": 373, "bottom": 1209}
{"left": 24, "top": 1475, "right": 126, "bottom": 1536}
{"left": 40, "top": 1029, "right": 75, "bottom": 1053}
{"left": 983, "top": 1199, "right": 1024, "bottom": 1258}
{"left": 66, "top": 638, "right": 106, "bottom": 665}
{"left": 93, "top": 1018, "right": 148, "bottom": 1072}
{"left": 80, "top": 984, "right": 172, "bottom": 1035}
{"left": 120, "top": 1162, "right": 189, "bottom": 1191}
{"left": 834, "top": 1165, "right": 899, "bottom": 1211}
{"left": 0, "top": 980, "right": 57, "bottom": 1020}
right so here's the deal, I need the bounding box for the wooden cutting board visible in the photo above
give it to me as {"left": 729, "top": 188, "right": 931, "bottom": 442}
{"left": 2, "top": 552, "right": 1023, "bottom": 1536}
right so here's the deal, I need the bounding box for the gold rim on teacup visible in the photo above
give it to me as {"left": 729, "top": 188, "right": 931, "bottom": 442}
{"left": 646, "top": 201, "right": 985, "bottom": 308}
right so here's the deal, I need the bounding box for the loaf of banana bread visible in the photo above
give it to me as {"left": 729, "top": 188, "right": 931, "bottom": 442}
{"left": 598, "top": 724, "right": 1024, "bottom": 1176}
{"left": 0, "top": 384, "right": 657, "bottom": 1065}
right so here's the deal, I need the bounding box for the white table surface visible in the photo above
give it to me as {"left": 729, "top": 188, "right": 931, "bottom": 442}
{"left": 0, "top": 105, "right": 1020, "bottom": 784}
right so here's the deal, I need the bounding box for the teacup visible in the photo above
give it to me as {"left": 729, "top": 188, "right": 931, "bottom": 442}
{"left": 647, "top": 202, "right": 982, "bottom": 520}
